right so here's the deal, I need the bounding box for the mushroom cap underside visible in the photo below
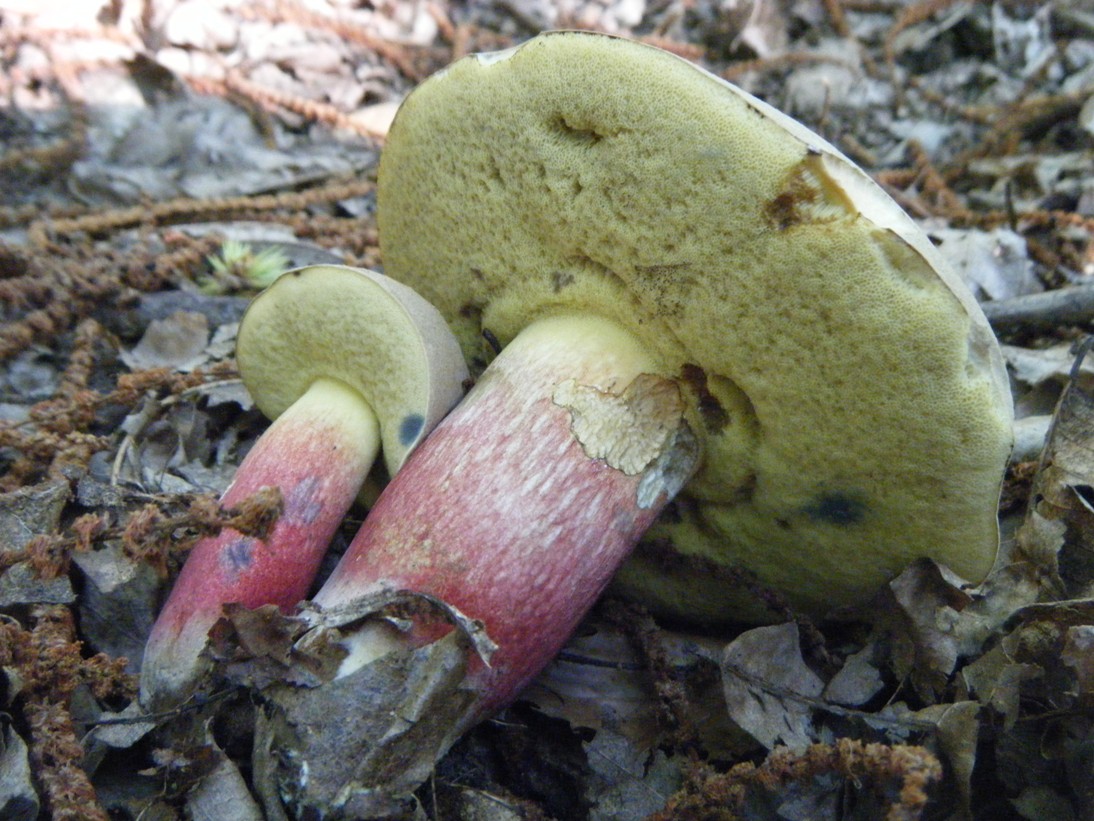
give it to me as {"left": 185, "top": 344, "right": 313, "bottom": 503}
{"left": 237, "top": 265, "right": 469, "bottom": 476}
{"left": 376, "top": 32, "right": 1014, "bottom": 620}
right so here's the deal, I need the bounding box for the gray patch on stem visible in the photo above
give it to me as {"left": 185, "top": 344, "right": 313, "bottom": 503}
{"left": 637, "top": 422, "right": 699, "bottom": 509}
{"left": 285, "top": 476, "right": 323, "bottom": 525}
{"left": 223, "top": 537, "right": 255, "bottom": 574}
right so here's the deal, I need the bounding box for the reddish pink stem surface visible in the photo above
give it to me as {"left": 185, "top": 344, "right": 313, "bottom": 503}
{"left": 315, "top": 317, "right": 696, "bottom": 719}
{"left": 141, "top": 379, "right": 377, "bottom": 708}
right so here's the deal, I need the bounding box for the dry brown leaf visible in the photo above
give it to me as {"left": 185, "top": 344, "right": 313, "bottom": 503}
{"left": 960, "top": 644, "right": 1039, "bottom": 729}
{"left": 211, "top": 592, "right": 495, "bottom": 817}
{"left": 119, "top": 311, "right": 210, "bottom": 372}
{"left": 721, "top": 622, "right": 823, "bottom": 753}
{"left": 884, "top": 559, "right": 973, "bottom": 700}
{"left": 1017, "top": 341, "right": 1094, "bottom": 599}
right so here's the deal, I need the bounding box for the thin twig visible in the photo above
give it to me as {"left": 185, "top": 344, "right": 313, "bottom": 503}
{"left": 981, "top": 286, "right": 1094, "bottom": 333}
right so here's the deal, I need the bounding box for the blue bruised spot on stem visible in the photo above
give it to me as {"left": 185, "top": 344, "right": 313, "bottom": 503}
{"left": 223, "top": 538, "right": 255, "bottom": 573}
{"left": 399, "top": 413, "right": 425, "bottom": 446}
{"left": 803, "top": 492, "right": 866, "bottom": 526}
{"left": 285, "top": 475, "right": 323, "bottom": 525}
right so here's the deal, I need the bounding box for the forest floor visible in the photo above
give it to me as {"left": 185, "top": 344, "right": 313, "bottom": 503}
{"left": 1, "top": 1, "right": 1094, "bottom": 819}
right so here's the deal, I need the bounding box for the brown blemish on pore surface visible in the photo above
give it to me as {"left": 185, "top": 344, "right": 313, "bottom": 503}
{"left": 635, "top": 262, "right": 693, "bottom": 279}
{"left": 635, "top": 262, "right": 700, "bottom": 319}
{"left": 680, "top": 364, "right": 729, "bottom": 433}
{"left": 765, "top": 188, "right": 808, "bottom": 231}
{"left": 551, "top": 270, "right": 575, "bottom": 292}
{"left": 764, "top": 153, "right": 855, "bottom": 231}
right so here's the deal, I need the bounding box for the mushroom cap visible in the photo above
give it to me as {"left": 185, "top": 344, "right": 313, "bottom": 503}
{"left": 237, "top": 265, "right": 468, "bottom": 476}
{"left": 376, "top": 32, "right": 1014, "bottom": 620}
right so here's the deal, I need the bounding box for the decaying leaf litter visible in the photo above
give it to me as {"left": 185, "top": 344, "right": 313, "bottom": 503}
{"left": 1, "top": 0, "right": 1094, "bottom": 818}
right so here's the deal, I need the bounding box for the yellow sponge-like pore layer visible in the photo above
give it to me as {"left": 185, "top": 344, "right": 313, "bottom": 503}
{"left": 378, "top": 32, "right": 1013, "bottom": 621}
{"left": 237, "top": 265, "right": 467, "bottom": 477}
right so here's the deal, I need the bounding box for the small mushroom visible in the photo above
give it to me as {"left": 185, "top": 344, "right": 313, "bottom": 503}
{"left": 317, "top": 32, "right": 1013, "bottom": 721}
{"left": 139, "top": 265, "right": 467, "bottom": 710}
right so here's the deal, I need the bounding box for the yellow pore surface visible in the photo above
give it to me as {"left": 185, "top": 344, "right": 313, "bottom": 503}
{"left": 377, "top": 32, "right": 1014, "bottom": 621}
{"left": 237, "top": 265, "right": 466, "bottom": 477}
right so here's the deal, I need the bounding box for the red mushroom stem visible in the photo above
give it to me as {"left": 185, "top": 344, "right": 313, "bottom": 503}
{"left": 141, "top": 377, "right": 379, "bottom": 709}
{"left": 314, "top": 315, "right": 698, "bottom": 722}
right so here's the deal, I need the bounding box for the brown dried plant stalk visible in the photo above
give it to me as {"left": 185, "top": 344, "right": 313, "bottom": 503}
{"left": 4, "top": 485, "right": 283, "bottom": 581}
{"left": 0, "top": 606, "right": 134, "bottom": 821}
{"left": 653, "top": 738, "right": 942, "bottom": 821}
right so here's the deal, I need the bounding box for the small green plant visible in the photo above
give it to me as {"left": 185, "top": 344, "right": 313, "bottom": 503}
{"left": 201, "top": 240, "right": 290, "bottom": 294}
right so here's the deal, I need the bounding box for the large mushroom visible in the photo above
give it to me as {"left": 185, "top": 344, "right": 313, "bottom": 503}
{"left": 314, "top": 32, "right": 1012, "bottom": 722}
{"left": 140, "top": 265, "right": 467, "bottom": 710}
